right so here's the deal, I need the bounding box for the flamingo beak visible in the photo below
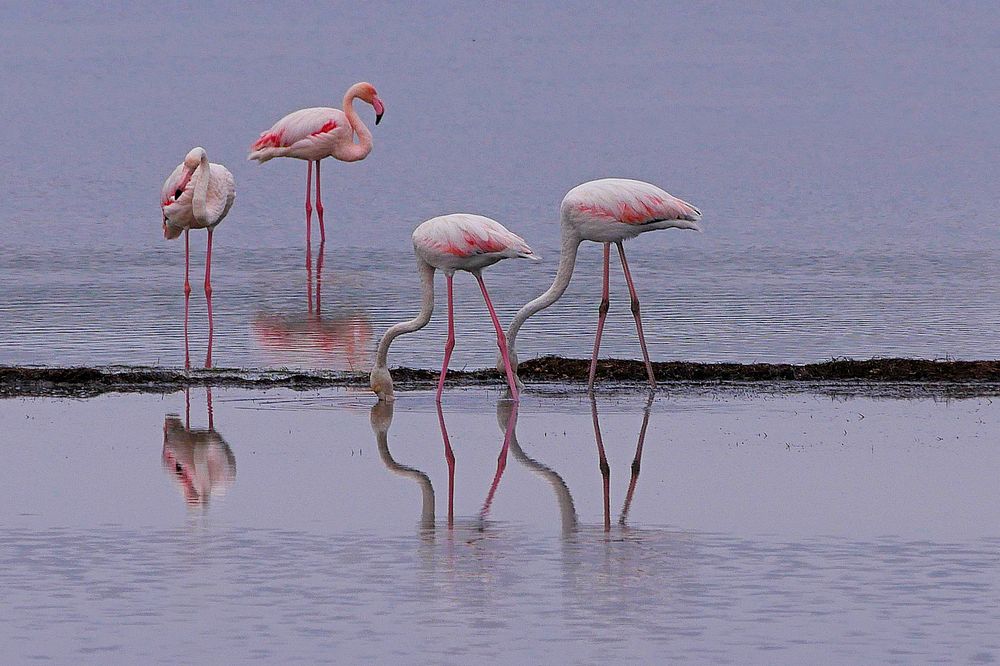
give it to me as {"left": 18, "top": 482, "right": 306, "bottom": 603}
{"left": 373, "top": 97, "right": 384, "bottom": 125}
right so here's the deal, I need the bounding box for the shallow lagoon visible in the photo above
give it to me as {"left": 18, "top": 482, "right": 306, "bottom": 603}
{"left": 2, "top": 387, "right": 998, "bottom": 662}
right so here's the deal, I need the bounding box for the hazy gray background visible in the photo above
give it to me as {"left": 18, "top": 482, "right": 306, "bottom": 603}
{"left": 1, "top": 1, "right": 998, "bottom": 369}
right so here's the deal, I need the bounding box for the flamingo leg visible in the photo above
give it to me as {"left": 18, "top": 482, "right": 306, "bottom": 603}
{"left": 615, "top": 242, "right": 656, "bottom": 389}
{"left": 588, "top": 243, "right": 612, "bottom": 392}
{"left": 183, "top": 229, "right": 191, "bottom": 370}
{"left": 436, "top": 274, "right": 456, "bottom": 402}
{"left": 475, "top": 273, "right": 519, "bottom": 401}
{"left": 591, "top": 396, "right": 611, "bottom": 532}
{"left": 305, "top": 160, "right": 313, "bottom": 246}
{"left": 315, "top": 160, "right": 326, "bottom": 243}
{"left": 436, "top": 403, "right": 456, "bottom": 528}
{"left": 204, "top": 228, "right": 214, "bottom": 369}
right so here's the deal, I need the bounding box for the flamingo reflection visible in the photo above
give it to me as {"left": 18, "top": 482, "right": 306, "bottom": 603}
{"left": 253, "top": 241, "right": 374, "bottom": 372}
{"left": 162, "top": 388, "right": 236, "bottom": 507}
{"left": 496, "top": 398, "right": 578, "bottom": 535}
{"left": 369, "top": 401, "right": 435, "bottom": 531}
{"left": 592, "top": 393, "right": 654, "bottom": 530}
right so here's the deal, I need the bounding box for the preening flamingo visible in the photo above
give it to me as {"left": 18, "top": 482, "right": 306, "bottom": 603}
{"left": 370, "top": 214, "right": 538, "bottom": 402}
{"left": 161, "top": 147, "right": 235, "bottom": 369}
{"left": 248, "top": 81, "right": 384, "bottom": 248}
{"left": 505, "top": 178, "right": 702, "bottom": 391}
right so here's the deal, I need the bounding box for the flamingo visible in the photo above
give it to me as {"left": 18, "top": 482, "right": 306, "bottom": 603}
{"left": 505, "top": 178, "right": 702, "bottom": 391}
{"left": 369, "top": 214, "right": 538, "bottom": 403}
{"left": 248, "top": 81, "right": 385, "bottom": 249}
{"left": 161, "top": 147, "right": 235, "bottom": 369}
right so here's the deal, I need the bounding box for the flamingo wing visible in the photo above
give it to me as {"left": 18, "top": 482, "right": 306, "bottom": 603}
{"left": 248, "top": 107, "right": 347, "bottom": 161}
{"left": 414, "top": 214, "right": 538, "bottom": 260}
{"left": 563, "top": 178, "right": 702, "bottom": 226}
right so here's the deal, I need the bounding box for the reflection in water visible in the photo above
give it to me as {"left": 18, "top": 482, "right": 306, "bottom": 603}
{"left": 253, "top": 240, "right": 374, "bottom": 371}
{"left": 370, "top": 401, "right": 435, "bottom": 532}
{"left": 477, "top": 402, "right": 519, "bottom": 523}
{"left": 497, "top": 398, "right": 578, "bottom": 535}
{"left": 366, "top": 395, "right": 650, "bottom": 537}
{"left": 592, "top": 394, "right": 654, "bottom": 530}
{"left": 161, "top": 388, "right": 236, "bottom": 507}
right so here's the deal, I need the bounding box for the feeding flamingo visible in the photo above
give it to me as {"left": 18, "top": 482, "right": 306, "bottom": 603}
{"left": 505, "top": 178, "right": 702, "bottom": 391}
{"left": 248, "top": 81, "right": 384, "bottom": 249}
{"left": 161, "top": 147, "right": 235, "bottom": 369}
{"left": 370, "top": 214, "right": 538, "bottom": 403}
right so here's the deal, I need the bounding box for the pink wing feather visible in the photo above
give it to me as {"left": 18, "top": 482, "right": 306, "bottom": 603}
{"left": 248, "top": 107, "right": 345, "bottom": 161}
{"left": 564, "top": 178, "right": 701, "bottom": 226}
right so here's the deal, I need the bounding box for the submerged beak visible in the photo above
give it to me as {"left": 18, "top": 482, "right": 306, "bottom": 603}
{"left": 373, "top": 97, "right": 385, "bottom": 125}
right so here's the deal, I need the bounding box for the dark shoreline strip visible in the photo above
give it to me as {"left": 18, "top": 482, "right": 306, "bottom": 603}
{"left": 3, "top": 356, "right": 1000, "bottom": 398}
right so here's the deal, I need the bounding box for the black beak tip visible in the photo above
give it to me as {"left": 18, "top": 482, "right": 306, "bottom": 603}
{"left": 375, "top": 113, "right": 383, "bottom": 126}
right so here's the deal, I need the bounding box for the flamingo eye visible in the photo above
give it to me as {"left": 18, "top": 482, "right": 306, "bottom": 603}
{"left": 175, "top": 463, "right": 183, "bottom": 474}
{"left": 174, "top": 188, "right": 183, "bottom": 199}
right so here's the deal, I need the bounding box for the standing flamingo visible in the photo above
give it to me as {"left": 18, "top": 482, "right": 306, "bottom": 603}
{"left": 506, "top": 178, "right": 702, "bottom": 391}
{"left": 370, "top": 214, "right": 538, "bottom": 403}
{"left": 248, "top": 82, "right": 384, "bottom": 250}
{"left": 161, "top": 147, "right": 235, "bottom": 369}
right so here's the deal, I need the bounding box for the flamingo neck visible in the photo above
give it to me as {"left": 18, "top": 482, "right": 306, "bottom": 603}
{"left": 342, "top": 86, "right": 373, "bottom": 162}
{"left": 374, "top": 259, "right": 436, "bottom": 368}
{"left": 507, "top": 223, "right": 581, "bottom": 356}
{"left": 192, "top": 150, "right": 211, "bottom": 225}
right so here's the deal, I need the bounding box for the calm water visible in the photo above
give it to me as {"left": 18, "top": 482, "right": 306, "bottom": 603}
{"left": 2, "top": 3, "right": 999, "bottom": 370}
{"left": 2, "top": 387, "right": 999, "bottom": 662}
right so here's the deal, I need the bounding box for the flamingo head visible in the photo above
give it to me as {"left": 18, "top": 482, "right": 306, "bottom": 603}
{"left": 163, "top": 220, "right": 183, "bottom": 240}
{"left": 369, "top": 365, "right": 395, "bottom": 402}
{"left": 356, "top": 82, "right": 384, "bottom": 125}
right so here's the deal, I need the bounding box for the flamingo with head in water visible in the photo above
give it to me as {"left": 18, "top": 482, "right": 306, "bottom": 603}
{"left": 161, "top": 146, "right": 235, "bottom": 368}
{"left": 248, "top": 81, "right": 385, "bottom": 249}
{"left": 370, "top": 214, "right": 538, "bottom": 403}
{"left": 506, "top": 178, "right": 702, "bottom": 392}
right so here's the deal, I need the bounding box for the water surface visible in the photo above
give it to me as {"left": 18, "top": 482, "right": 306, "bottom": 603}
{"left": 2, "top": 2, "right": 999, "bottom": 369}
{"left": 2, "top": 387, "right": 998, "bottom": 662}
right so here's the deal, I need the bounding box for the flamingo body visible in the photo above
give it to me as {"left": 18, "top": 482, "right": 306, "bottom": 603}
{"left": 506, "top": 178, "right": 703, "bottom": 391}
{"left": 160, "top": 147, "right": 234, "bottom": 369}
{"left": 247, "top": 82, "right": 385, "bottom": 247}
{"left": 248, "top": 107, "right": 355, "bottom": 163}
{"left": 161, "top": 160, "right": 235, "bottom": 238}
{"left": 370, "top": 214, "right": 537, "bottom": 402}
{"left": 413, "top": 214, "right": 537, "bottom": 274}
{"left": 561, "top": 178, "right": 701, "bottom": 243}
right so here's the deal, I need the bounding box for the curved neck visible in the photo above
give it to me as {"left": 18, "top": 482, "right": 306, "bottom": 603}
{"left": 341, "top": 87, "right": 373, "bottom": 162}
{"left": 507, "top": 224, "right": 581, "bottom": 350}
{"left": 192, "top": 151, "right": 211, "bottom": 224}
{"left": 375, "top": 259, "right": 436, "bottom": 368}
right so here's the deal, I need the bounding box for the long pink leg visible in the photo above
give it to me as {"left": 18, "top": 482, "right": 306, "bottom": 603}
{"left": 475, "top": 273, "right": 519, "bottom": 401}
{"left": 436, "top": 403, "right": 456, "bottom": 528}
{"left": 588, "top": 243, "right": 612, "bottom": 392}
{"left": 204, "top": 228, "right": 214, "bottom": 369}
{"left": 315, "top": 160, "right": 326, "bottom": 243}
{"left": 184, "top": 230, "right": 191, "bottom": 370}
{"left": 616, "top": 242, "right": 656, "bottom": 389}
{"left": 436, "top": 274, "right": 456, "bottom": 402}
{"left": 305, "top": 161, "right": 313, "bottom": 246}
{"left": 591, "top": 397, "right": 611, "bottom": 532}
{"left": 479, "top": 402, "right": 518, "bottom": 521}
